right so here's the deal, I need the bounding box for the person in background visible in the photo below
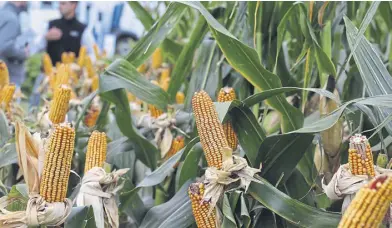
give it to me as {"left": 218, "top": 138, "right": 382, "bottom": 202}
{"left": 42, "top": 1, "right": 95, "bottom": 65}
{"left": 0, "top": 1, "right": 29, "bottom": 88}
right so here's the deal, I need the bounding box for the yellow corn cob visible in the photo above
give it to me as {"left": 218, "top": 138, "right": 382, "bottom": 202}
{"left": 192, "top": 90, "right": 229, "bottom": 169}
{"left": 93, "top": 44, "right": 100, "bottom": 60}
{"left": 0, "top": 84, "right": 15, "bottom": 111}
{"left": 61, "top": 52, "right": 68, "bottom": 64}
{"left": 149, "top": 105, "right": 163, "bottom": 118}
{"left": 161, "top": 78, "right": 170, "bottom": 91}
{"left": 152, "top": 48, "right": 162, "bottom": 69}
{"left": 348, "top": 134, "right": 375, "bottom": 177}
{"left": 160, "top": 68, "right": 170, "bottom": 84}
{"left": 188, "top": 183, "right": 217, "bottom": 228}
{"left": 66, "top": 64, "right": 78, "bottom": 84}
{"left": 49, "top": 85, "right": 71, "bottom": 124}
{"left": 127, "top": 92, "right": 136, "bottom": 102}
{"left": 39, "top": 123, "right": 75, "bottom": 203}
{"left": 149, "top": 80, "right": 164, "bottom": 117}
{"left": 338, "top": 175, "right": 392, "bottom": 228}
{"left": 84, "top": 131, "right": 107, "bottom": 173}
{"left": 217, "top": 87, "right": 238, "bottom": 151}
{"left": 91, "top": 75, "right": 99, "bottom": 91}
{"left": 84, "top": 105, "right": 100, "bottom": 127}
{"left": 176, "top": 92, "right": 185, "bottom": 104}
{"left": 77, "top": 46, "right": 87, "bottom": 67}
{"left": 55, "top": 62, "right": 61, "bottom": 69}
{"left": 164, "top": 136, "right": 185, "bottom": 160}
{"left": 85, "top": 56, "right": 95, "bottom": 78}
{"left": 0, "top": 61, "right": 9, "bottom": 90}
{"left": 137, "top": 63, "right": 147, "bottom": 73}
{"left": 53, "top": 64, "right": 70, "bottom": 89}
{"left": 42, "top": 53, "right": 53, "bottom": 77}
{"left": 68, "top": 52, "right": 75, "bottom": 63}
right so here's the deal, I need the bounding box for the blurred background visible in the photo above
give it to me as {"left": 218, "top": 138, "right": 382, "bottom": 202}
{"left": 0, "top": 1, "right": 166, "bottom": 97}
{"left": 0, "top": 1, "right": 166, "bottom": 57}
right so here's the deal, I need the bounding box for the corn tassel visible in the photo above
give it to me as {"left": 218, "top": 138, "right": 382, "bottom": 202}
{"left": 176, "top": 92, "right": 185, "bottom": 104}
{"left": 93, "top": 44, "right": 100, "bottom": 60}
{"left": 85, "top": 56, "right": 95, "bottom": 78}
{"left": 49, "top": 85, "right": 71, "bottom": 124}
{"left": 77, "top": 46, "right": 87, "bottom": 67}
{"left": 137, "top": 63, "right": 147, "bottom": 73}
{"left": 152, "top": 48, "right": 162, "bottom": 69}
{"left": 39, "top": 123, "right": 75, "bottom": 202}
{"left": 217, "top": 87, "right": 238, "bottom": 150}
{"left": 84, "top": 131, "right": 107, "bottom": 173}
{"left": 0, "top": 61, "right": 9, "bottom": 90}
{"left": 0, "top": 84, "right": 15, "bottom": 111}
{"left": 164, "top": 136, "right": 185, "bottom": 160}
{"left": 188, "top": 183, "right": 217, "bottom": 228}
{"left": 192, "top": 90, "right": 229, "bottom": 169}
{"left": 42, "top": 53, "right": 53, "bottom": 77}
{"left": 338, "top": 175, "right": 392, "bottom": 228}
{"left": 84, "top": 105, "right": 100, "bottom": 127}
{"left": 348, "top": 134, "right": 375, "bottom": 177}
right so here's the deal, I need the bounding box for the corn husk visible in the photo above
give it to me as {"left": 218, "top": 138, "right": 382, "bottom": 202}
{"left": 202, "top": 147, "right": 261, "bottom": 211}
{"left": 322, "top": 164, "right": 392, "bottom": 213}
{"left": 0, "top": 122, "right": 72, "bottom": 227}
{"left": 76, "top": 167, "right": 129, "bottom": 228}
{"left": 137, "top": 113, "right": 175, "bottom": 158}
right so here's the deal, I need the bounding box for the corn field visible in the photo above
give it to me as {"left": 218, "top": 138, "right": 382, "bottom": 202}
{"left": 2, "top": 1, "right": 392, "bottom": 227}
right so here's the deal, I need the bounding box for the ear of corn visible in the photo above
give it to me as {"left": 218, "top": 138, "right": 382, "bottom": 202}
{"left": 217, "top": 87, "right": 238, "bottom": 151}
{"left": 68, "top": 52, "right": 75, "bottom": 63}
{"left": 85, "top": 56, "right": 95, "bottom": 78}
{"left": 188, "top": 182, "right": 217, "bottom": 228}
{"left": 377, "top": 153, "right": 388, "bottom": 168}
{"left": 52, "top": 64, "right": 70, "bottom": 89}
{"left": 338, "top": 175, "right": 392, "bottom": 228}
{"left": 0, "top": 84, "right": 15, "bottom": 111}
{"left": 348, "top": 134, "right": 375, "bottom": 177}
{"left": 149, "top": 104, "right": 164, "bottom": 118}
{"left": 127, "top": 92, "right": 136, "bottom": 102}
{"left": 176, "top": 92, "right": 185, "bottom": 104}
{"left": 137, "top": 63, "right": 147, "bottom": 73}
{"left": 160, "top": 68, "right": 170, "bottom": 84}
{"left": 164, "top": 136, "right": 185, "bottom": 160}
{"left": 152, "top": 48, "right": 162, "bottom": 69}
{"left": 84, "top": 105, "right": 100, "bottom": 127}
{"left": 91, "top": 75, "right": 99, "bottom": 91}
{"left": 61, "top": 52, "right": 68, "bottom": 64}
{"left": 149, "top": 80, "right": 164, "bottom": 117}
{"left": 77, "top": 46, "right": 87, "bottom": 67}
{"left": 39, "top": 123, "right": 75, "bottom": 202}
{"left": 320, "top": 88, "right": 342, "bottom": 157}
{"left": 0, "top": 61, "right": 9, "bottom": 90}
{"left": 49, "top": 85, "right": 71, "bottom": 124}
{"left": 42, "top": 53, "right": 53, "bottom": 76}
{"left": 84, "top": 131, "right": 107, "bottom": 173}
{"left": 93, "top": 44, "right": 100, "bottom": 60}
{"left": 192, "top": 90, "right": 229, "bottom": 169}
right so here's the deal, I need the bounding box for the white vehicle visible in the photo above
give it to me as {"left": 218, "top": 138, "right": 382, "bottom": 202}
{"left": 17, "top": 1, "right": 155, "bottom": 57}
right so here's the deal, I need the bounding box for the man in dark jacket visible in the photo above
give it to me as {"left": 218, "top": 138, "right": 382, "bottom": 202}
{"left": 45, "top": 1, "right": 94, "bottom": 64}
{"left": 0, "top": 1, "right": 29, "bottom": 87}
